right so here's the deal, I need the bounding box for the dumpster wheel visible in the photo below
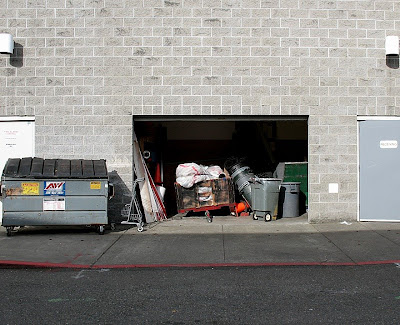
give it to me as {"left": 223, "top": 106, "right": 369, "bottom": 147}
{"left": 6, "top": 227, "right": 14, "bottom": 237}
{"left": 264, "top": 213, "right": 272, "bottom": 222}
{"left": 98, "top": 225, "right": 105, "bottom": 235}
{"left": 252, "top": 212, "right": 258, "bottom": 220}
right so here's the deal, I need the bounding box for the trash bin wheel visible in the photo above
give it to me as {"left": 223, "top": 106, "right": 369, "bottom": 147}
{"left": 264, "top": 213, "right": 272, "bottom": 222}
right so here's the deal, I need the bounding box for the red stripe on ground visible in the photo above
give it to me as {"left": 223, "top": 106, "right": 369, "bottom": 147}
{"left": 92, "top": 260, "right": 400, "bottom": 269}
{"left": 0, "top": 260, "right": 399, "bottom": 269}
{"left": 0, "top": 260, "right": 91, "bottom": 269}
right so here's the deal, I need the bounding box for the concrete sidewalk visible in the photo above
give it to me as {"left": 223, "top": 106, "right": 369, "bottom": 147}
{"left": 0, "top": 214, "right": 400, "bottom": 268}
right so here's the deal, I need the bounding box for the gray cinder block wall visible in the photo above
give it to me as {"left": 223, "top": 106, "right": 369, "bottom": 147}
{"left": 1, "top": 1, "right": 400, "bottom": 222}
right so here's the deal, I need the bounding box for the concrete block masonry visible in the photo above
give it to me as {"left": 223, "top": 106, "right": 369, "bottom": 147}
{"left": 0, "top": 1, "right": 398, "bottom": 222}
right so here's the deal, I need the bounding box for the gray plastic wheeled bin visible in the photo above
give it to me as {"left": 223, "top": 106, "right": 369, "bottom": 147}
{"left": 280, "top": 182, "right": 300, "bottom": 218}
{"left": 250, "top": 178, "right": 281, "bottom": 222}
{"left": 1, "top": 157, "right": 113, "bottom": 236}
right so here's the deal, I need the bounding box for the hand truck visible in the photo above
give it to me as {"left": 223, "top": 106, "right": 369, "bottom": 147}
{"left": 121, "top": 178, "right": 145, "bottom": 232}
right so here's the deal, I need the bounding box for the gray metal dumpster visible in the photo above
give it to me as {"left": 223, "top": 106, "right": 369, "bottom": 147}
{"left": 1, "top": 157, "right": 113, "bottom": 236}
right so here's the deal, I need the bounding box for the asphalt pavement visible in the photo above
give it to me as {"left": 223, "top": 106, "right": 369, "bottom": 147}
{"left": 2, "top": 265, "right": 400, "bottom": 324}
{"left": 0, "top": 214, "right": 400, "bottom": 268}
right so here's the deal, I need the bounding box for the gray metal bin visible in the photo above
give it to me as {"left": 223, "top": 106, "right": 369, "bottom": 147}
{"left": 1, "top": 157, "right": 113, "bottom": 236}
{"left": 250, "top": 178, "right": 281, "bottom": 222}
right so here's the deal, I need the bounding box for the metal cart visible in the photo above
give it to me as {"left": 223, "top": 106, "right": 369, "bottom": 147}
{"left": 175, "top": 178, "right": 236, "bottom": 222}
{"left": 121, "top": 178, "right": 144, "bottom": 232}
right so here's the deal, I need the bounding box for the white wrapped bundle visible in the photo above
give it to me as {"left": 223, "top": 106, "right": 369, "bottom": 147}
{"left": 176, "top": 163, "right": 225, "bottom": 188}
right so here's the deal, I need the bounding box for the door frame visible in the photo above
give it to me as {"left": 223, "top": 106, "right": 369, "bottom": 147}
{"left": 133, "top": 115, "right": 309, "bottom": 219}
{"left": 357, "top": 116, "right": 400, "bottom": 222}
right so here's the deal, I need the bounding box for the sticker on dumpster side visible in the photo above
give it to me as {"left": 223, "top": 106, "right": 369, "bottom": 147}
{"left": 21, "top": 182, "right": 39, "bottom": 195}
{"left": 90, "top": 181, "right": 101, "bottom": 190}
{"left": 44, "top": 181, "right": 65, "bottom": 196}
{"left": 380, "top": 140, "right": 398, "bottom": 149}
{"left": 43, "top": 197, "right": 65, "bottom": 211}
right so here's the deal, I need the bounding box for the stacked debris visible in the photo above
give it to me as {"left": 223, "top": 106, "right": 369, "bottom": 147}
{"left": 128, "top": 133, "right": 167, "bottom": 225}
{"left": 224, "top": 158, "right": 254, "bottom": 207}
{"left": 225, "top": 157, "right": 282, "bottom": 221}
{"left": 174, "top": 163, "right": 235, "bottom": 222}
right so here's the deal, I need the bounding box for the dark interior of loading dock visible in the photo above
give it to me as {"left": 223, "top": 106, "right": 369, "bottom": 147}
{"left": 134, "top": 119, "right": 308, "bottom": 216}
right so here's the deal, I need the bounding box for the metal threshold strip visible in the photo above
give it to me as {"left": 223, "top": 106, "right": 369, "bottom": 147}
{"left": 133, "top": 115, "right": 308, "bottom": 122}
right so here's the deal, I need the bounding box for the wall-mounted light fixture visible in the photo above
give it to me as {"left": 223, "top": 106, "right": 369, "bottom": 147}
{"left": 0, "top": 33, "right": 14, "bottom": 54}
{"left": 386, "top": 36, "right": 399, "bottom": 69}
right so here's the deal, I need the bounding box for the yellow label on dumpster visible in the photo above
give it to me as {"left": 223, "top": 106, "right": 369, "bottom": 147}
{"left": 90, "top": 181, "right": 101, "bottom": 190}
{"left": 21, "top": 182, "right": 39, "bottom": 195}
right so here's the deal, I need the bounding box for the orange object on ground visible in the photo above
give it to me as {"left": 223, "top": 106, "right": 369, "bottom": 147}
{"left": 154, "top": 163, "right": 162, "bottom": 185}
{"left": 235, "top": 202, "right": 247, "bottom": 214}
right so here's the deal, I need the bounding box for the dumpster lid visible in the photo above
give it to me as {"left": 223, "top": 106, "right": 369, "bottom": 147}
{"left": 2, "top": 158, "right": 108, "bottom": 179}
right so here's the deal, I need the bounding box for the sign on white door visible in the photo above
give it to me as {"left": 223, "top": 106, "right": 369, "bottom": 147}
{"left": 0, "top": 118, "right": 35, "bottom": 222}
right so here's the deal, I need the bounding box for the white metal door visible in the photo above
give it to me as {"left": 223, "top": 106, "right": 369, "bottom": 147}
{"left": 0, "top": 118, "right": 35, "bottom": 222}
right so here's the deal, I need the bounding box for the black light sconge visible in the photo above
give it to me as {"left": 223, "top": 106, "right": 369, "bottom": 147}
{"left": 386, "top": 36, "right": 399, "bottom": 69}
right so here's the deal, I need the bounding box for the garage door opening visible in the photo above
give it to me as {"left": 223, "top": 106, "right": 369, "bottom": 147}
{"left": 133, "top": 117, "right": 308, "bottom": 218}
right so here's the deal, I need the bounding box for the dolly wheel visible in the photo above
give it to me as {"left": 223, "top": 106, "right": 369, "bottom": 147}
{"left": 264, "top": 213, "right": 272, "bottom": 222}
{"left": 205, "top": 211, "right": 213, "bottom": 223}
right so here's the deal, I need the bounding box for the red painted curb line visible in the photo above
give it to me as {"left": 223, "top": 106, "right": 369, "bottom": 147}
{"left": 0, "top": 260, "right": 91, "bottom": 269}
{"left": 0, "top": 260, "right": 399, "bottom": 269}
{"left": 92, "top": 260, "right": 400, "bottom": 268}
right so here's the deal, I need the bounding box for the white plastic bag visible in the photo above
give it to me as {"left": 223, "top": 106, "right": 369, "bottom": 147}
{"left": 176, "top": 163, "right": 224, "bottom": 188}
{"left": 176, "top": 163, "right": 206, "bottom": 178}
{"left": 206, "top": 165, "right": 225, "bottom": 178}
{"left": 176, "top": 176, "right": 195, "bottom": 188}
{"left": 198, "top": 195, "right": 213, "bottom": 202}
{"left": 197, "top": 187, "right": 212, "bottom": 194}
{"left": 197, "top": 187, "right": 213, "bottom": 202}
{"left": 176, "top": 163, "right": 206, "bottom": 188}
{"left": 176, "top": 174, "right": 210, "bottom": 188}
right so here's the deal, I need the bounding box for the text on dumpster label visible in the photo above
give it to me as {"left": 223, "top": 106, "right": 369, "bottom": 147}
{"left": 21, "top": 182, "right": 39, "bottom": 195}
{"left": 43, "top": 197, "right": 65, "bottom": 211}
{"left": 380, "top": 140, "right": 398, "bottom": 149}
{"left": 90, "top": 181, "right": 101, "bottom": 190}
{"left": 44, "top": 181, "right": 65, "bottom": 196}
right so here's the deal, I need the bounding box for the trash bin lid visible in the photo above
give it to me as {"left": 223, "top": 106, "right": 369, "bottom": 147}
{"left": 2, "top": 157, "right": 108, "bottom": 179}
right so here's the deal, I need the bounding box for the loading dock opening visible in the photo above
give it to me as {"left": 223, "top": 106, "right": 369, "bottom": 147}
{"left": 134, "top": 116, "right": 308, "bottom": 217}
